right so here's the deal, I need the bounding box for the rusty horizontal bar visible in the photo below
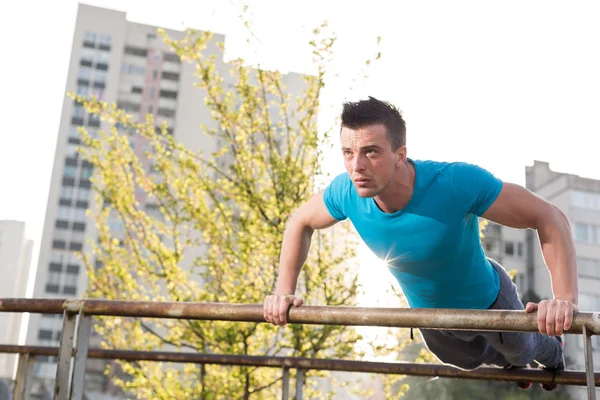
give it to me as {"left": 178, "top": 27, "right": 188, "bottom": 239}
{"left": 1, "top": 298, "right": 599, "bottom": 334}
{"left": 0, "top": 344, "right": 597, "bottom": 387}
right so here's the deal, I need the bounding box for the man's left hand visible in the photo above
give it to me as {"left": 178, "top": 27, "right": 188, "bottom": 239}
{"left": 525, "top": 298, "right": 578, "bottom": 336}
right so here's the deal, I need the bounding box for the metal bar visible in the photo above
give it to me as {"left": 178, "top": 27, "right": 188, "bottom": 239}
{"left": 54, "top": 311, "right": 77, "bottom": 400}
{"left": 23, "top": 353, "right": 34, "bottom": 400}
{"left": 282, "top": 367, "right": 289, "bottom": 400}
{"left": 583, "top": 326, "right": 597, "bottom": 400}
{"left": 13, "top": 353, "right": 32, "bottom": 400}
{"left": 295, "top": 369, "right": 304, "bottom": 400}
{"left": 1, "top": 299, "right": 599, "bottom": 334}
{"left": 70, "top": 313, "right": 92, "bottom": 400}
{"left": 0, "top": 344, "right": 598, "bottom": 387}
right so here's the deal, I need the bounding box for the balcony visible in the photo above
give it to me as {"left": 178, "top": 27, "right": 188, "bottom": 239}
{"left": 158, "top": 97, "right": 177, "bottom": 110}
{"left": 162, "top": 61, "right": 181, "bottom": 74}
{"left": 160, "top": 79, "right": 179, "bottom": 92}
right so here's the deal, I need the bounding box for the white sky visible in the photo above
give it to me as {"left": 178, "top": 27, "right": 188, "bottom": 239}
{"left": 1, "top": 1, "right": 599, "bottom": 306}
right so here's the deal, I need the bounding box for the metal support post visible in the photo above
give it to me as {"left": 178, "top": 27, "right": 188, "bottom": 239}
{"left": 295, "top": 369, "right": 304, "bottom": 400}
{"left": 54, "top": 311, "right": 77, "bottom": 400}
{"left": 13, "top": 353, "right": 34, "bottom": 400}
{"left": 282, "top": 367, "right": 290, "bottom": 400}
{"left": 70, "top": 313, "right": 92, "bottom": 400}
{"left": 583, "top": 326, "right": 597, "bottom": 400}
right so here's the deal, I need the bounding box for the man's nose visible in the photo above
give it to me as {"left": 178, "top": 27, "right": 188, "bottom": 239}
{"left": 353, "top": 155, "right": 366, "bottom": 172}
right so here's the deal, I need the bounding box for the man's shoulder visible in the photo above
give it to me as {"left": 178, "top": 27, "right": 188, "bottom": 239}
{"left": 325, "top": 172, "right": 353, "bottom": 195}
{"left": 413, "top": 158, "right": 473, "bottom": 171}
{"left": 414, "top": 159, "right": 489, "bottom": 181}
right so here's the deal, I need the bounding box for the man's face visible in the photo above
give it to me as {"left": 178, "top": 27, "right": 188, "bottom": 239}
{"left": 340, "top": 124, "right": 402, "bottom": 198}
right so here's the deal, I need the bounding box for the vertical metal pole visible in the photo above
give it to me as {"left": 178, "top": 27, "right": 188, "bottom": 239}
{"left": 583, "top": 326, "right": 597, "bottom": 400}
{"left": 23, "top": 354, "right": 34, "bottom": 400}
{"left": 295, "top": 369, "right": 304, "bottom": 400}
{"left": 54, "top": 311, "right": 77, "bottom": 400}
{"left": 13, "top": 353, "right": 28, "bottom": 400}
{"left": 281, "top": 367, "right": 289, "bottom": 400}
{"left": 70, "top": 313, "right": 92, "bottom": 400}
{"left": 13, "top": 353, "right": 34, "bottom": 400}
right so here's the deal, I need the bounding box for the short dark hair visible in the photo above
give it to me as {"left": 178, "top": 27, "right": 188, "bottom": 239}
{"left": 341, "top": 96, "right": 406, "bottom": 150}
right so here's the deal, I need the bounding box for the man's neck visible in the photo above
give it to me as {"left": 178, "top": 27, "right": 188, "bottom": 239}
{"left": 374, "top": 161, "right": 416, "bottom": 213}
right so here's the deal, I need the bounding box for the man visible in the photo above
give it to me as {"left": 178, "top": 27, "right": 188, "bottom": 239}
{"left": 263, "top": 96, "right": 578, "bottom": 391}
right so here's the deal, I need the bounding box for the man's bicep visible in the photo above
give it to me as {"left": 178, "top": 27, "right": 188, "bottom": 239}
{"left": 481, "top": 182, "right": 555, "bottom": 230}
{"left": 295, "top": 191, "right": 341, "bottom": 230}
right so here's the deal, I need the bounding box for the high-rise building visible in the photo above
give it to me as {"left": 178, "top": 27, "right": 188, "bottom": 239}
{"left": 0, "top": 220, "right": 34, "bottom": 379}
{"left": 25, "top": 3, "right": 308, "bottom": 398}
{"left": 483, "top": 160, "right": 600, "bottom": 400}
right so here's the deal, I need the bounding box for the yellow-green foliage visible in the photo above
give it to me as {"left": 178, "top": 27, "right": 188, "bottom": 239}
{"left": 70, "top": 20, "right": 397, "bottom": 399}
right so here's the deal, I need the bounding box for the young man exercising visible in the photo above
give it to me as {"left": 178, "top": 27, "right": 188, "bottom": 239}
{"left": 263, "top": 96, "right": 578, "bottom": 391}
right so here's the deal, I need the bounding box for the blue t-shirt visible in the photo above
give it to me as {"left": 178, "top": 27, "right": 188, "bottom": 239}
{"left": 323, "top": 159, "right": 503, "bottom": 309}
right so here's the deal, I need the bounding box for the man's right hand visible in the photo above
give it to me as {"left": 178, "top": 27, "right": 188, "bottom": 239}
{"left": 263, "top": 294, "right": 304, "bottom": 326}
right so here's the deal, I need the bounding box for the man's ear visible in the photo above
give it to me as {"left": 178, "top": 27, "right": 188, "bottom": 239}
{"left": 396, "top": 145, "right": 407, "bottom": 166}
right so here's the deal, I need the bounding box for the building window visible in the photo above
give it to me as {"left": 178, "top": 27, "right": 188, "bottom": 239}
{"left": 81, "top": 48, "right": 95, "bottom": 63}
{"left": 98, "top": 34, "right": 112, "bottom": 51}
{"left": 163, "top": 53, "right": 181, "bottom": 64}
{"left": 45, "top": 284, "right": 60, "bottom": 293}
{"left": 77, "top": 187, "right": 90, "bottom": 202}
{"left": 63, "top": 165, "right": 77, "bottom": 179}
{"left": 574, "top": 223, "right": 600, "bottom": 245}
{"left": 84, "top": 31, "right": 97, "bottom": 42}
{"left": 161, "top": 71, "right": 180, "bottom": 81}
{"left": 38, "top": 330, "right": 53, "bottom": 340}
{"left": 65, "top": 271, "right": 79, "bottom": 287}
{"left": 55, "top": 220, "right": 69, "bottom": 229}
{"left": 517, "top": 242, "right": 523, "bottom": 257}
{"left": 148, "top": 106, "right": 154, "bottom": 115}
{"left": 504, "top": 241, "right": 514, "bottom": 256}
{"left": 72, "top": 105, "right": 85, "bottom": 119}
{"left": 47, "top": 269, "right": 61, "bottom": 286}
{"left": 91, "top": 86, "right": 105, "bottom": 100}
{"left": 54, "top": 227, "right": 68, "bottom": 242}
{"left": 152, "top": 70, "right": 158, "bottom": 79}
{"left": 60, "top": 185, "right": 74, "bottom": 201}
{"left": 71, "top": 230, "right": 84, "bottom": 244}
{"left": 149, "top": 87, "right": 156, "bottom": 98}
{"left": 63, "top": 286, "right": 77, "bottom": 295}
{"left": 94, "top": 70, "right": 107, "bottom": 83}
{"left": 66, "top": 264, "right": 80, "bottom": 275}
{"left": 122, "top": 64, "right": 145, "bottom": 75}
{"left": 159, "top": 90, "right": 177, "bottom": 99}
{"left": 65, "top": 143, "right": 80, "bottom": 159}
{"left": 132, "top": 86, "right": 143, "bottom": 94}
{"left": 76, "top": 85, "right": 89, "bottom": 97}
{"left": 572, "top": 191, "right": 600, "bottom": 211}
{"left": 57, "top": 205, "right": 71, "bottom": 221}
{"left": 124, "top": 46, "right": 148, "bottom": 57}
{"left": 78, "top": 67, "right": 92, "bottom": 80}
{"left": 96, "top": 51, "right": 109, "bottom": 64}
{"left": 74, "top": 208, "right": 86, "bottom": 223}
{"left": 50, "top": 250, "right": 71, "bottom": 265}
{"left": 158, "top": 108, "right": 176, "bottom": 118}
{"left": 88, "top": 116, "right": 101, "bottom": 128}
{"left": 578, "top": 258, "right": 600, "bottom": 280}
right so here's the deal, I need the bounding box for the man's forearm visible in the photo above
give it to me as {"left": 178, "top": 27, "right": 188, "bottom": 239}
{"left": 537, "top": 208, "right": 578, "bottom": 304}
{"left": 275, "top": 219, "right": 314, "bottom": 295}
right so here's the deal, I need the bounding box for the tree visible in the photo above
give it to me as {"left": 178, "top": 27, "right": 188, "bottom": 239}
{"left": 72, "top": 12, "right": 391, "bottom": 400}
